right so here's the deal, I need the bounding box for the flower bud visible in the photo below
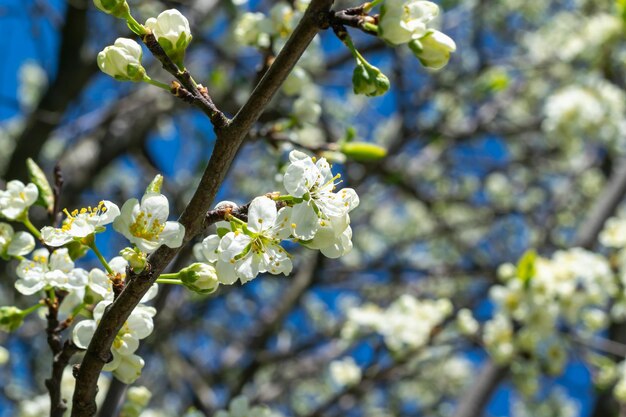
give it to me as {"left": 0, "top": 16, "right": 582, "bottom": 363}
{"left": 352, "top": 63, "right": 390, "bottom": 97}
{"left": 126, "top": 386, "right": 152, "bottom": 407}
{"left": 180, "top": 263, "right": 220, "bottom": 294}
{"left": 409, "top": 30, "right": 456, "bottom": 70}
{"left": 145, "top": 9, "right": 192, "bottom": 68}
{"left": 93, "top": 0, "right": 130, "bottom": 19}
{"left": 97, "top": 38, "right": 146, "bottom": 82}
{"left": 120, "top": 247, "right": 147, "bottom": 272}
{"left": 340, "top": 142, "right": 387, "bottom": 161}
{"left": 0, "top": 306, "right": 24, "bottom": 332}
{"left": 26, "top": 158, "right": 54, "bottom": 213}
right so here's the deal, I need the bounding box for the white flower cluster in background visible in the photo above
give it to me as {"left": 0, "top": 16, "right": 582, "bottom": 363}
{"left": 524, "top": 12, "right": 622, "bottom": 64}
{"left": 480, "top": 247, "right": 618, "bottom": 396}
{"left": 342, "top": 294, "right": 452, "bottom": 352}
{"left": 196, "top": 150, "right": 359, "bottom": 284}
{"left": 543, "top": 77, "right": 626, "bottom": 152}
{"left": 215, "top": 396, "right": 283, "bottom": 417}
{"left": 329, "top": 357, "right": 362, "bottom": 387}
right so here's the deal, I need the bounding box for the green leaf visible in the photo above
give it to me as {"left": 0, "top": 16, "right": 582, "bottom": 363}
{"left": 26, "top": 158, "right": 54, "bottom": 213}
{"left": 516, "top": 249, "right": 537, "bottom": 286}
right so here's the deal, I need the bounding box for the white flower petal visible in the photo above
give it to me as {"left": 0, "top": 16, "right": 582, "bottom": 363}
{"left": 7, "top": 231, "right": 35, "bottom": 256}
{"left": 73, "top": 320, "right": 97, "bottom": 349}
{"left": 247, "top": 197, "right": 277, "bottom": 234}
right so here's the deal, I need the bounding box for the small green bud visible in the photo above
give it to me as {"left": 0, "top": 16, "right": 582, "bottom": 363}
{"left": 26, "top": 158, "right": 54, "bottom": 213}
{"left": 179, "top": 263, "right": 219, "bottom": 294}
{"left": 120, "top": 247, "right": 147, "bottom": 272}
{"left": 340, "top": 142, "right": 387, "bottom": 162}
{"left": 93, "top": 0, "right": 130, "bottom": 19}
{"left": 0, "top": 306, "right": 24, "bottom": 332}
{"left": 352, "top": 63, "right": 390, "bottom": 97}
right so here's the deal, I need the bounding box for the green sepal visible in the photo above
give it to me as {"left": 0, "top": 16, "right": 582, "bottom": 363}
{"left": 146, "top": 174, "right": 163, "bottom": 194}
{"left": 26, "top": 158, "right": 54, "bottom": 213}
{"left": 67, "top": 240, "right": 89, "bottom": 261}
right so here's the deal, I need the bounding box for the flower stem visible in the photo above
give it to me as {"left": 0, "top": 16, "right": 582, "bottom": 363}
{"left": 22, "top": 217, "right": 41, "bottom": 239}
{"left": 23, "top": 302, "right": 44, "bottom": 316}
{"left": 340, "top": 31, "right": 373, "bottom": 69}
{"left": 88, "top": 243, "right": 113, "bottom": 274}
{"left": 156, "top": 278, "right": 183, "bottom": 285}
{"left": 144, "top": 77, "right": 171, "bottom": 91}
{"left": 47, "top": 288, "right": 56, "bottom": 304}
{"left": 159, "top": 272, "right": 181, "bottom": 280}
{"left": 70, "top": 303, "right": 86, "bottom": 320}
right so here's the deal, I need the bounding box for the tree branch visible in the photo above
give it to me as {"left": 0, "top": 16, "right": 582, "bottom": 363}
{"left": 70, "top": 1, "right": 334, "bottom": 415}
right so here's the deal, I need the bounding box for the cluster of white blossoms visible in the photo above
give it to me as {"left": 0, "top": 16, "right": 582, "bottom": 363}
{"left": 196, "top": 150, "right": 359, "bottom": 284}
{"left": 477, "top": 248, "right": 619, "bottom": 396}
{"left": 1, "top": 149, "right": 360, "bottom": 384}
{"left": 524, "top": 12, "right": 622, "bottom": 64}
{"left": 0, "top": 168, "right": 182, "bottom": 383}
{"left": 342, "top": 294, "right": 452, "bottom": 352}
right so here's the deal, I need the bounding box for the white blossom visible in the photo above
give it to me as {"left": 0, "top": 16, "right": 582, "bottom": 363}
{"left": 15, "top": 248, "right": 87, "bottom": 296}
{"left": 41, "top": 200, "right": 120, "bottom": 246}
{"left": 73, "top": 300, "right": 155, "bottom": 383}
{"left": 378, "top": 0, "right": 439, "bottom": 45}
{"left": 113, "top": 191, "right": 184, "bottom": 254}
{"left": 199, "top": 196, "right": 291, "bottom": 284}
{"left": 0, "top": 222, "right": 35, "bottom": 258}
{"left": 0, "top": 180, "right": 38, "bottom": 220}
{"left": 283, "top": 150, "right": 359, "bottom": 240}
